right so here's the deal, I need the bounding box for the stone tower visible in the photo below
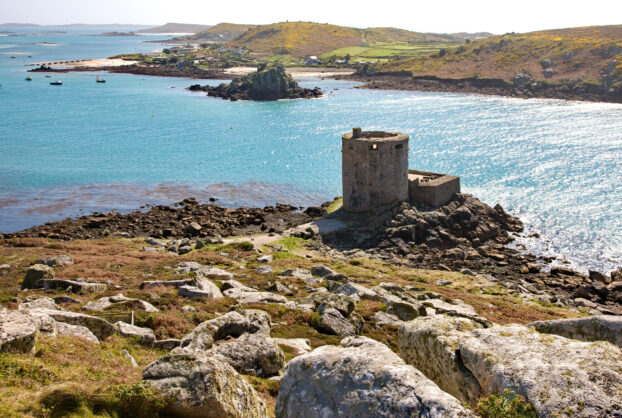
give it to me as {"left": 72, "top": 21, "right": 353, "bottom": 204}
{"left": 342, "top": 128, "right": 409, "bottom": 212}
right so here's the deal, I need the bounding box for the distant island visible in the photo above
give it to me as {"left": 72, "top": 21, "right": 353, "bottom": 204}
{"left": 91, "top": 31, "right": 138, "bottom": 37}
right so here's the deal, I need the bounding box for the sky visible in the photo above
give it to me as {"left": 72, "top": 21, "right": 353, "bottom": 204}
{"left": 1, "top": 0, "right": 621, "bottom": 34}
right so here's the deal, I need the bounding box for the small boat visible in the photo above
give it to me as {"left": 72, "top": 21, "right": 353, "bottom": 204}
{"left": 95, "top": 76, "right": 106, "bottom": 83}
{"left": 50, "top": 80, "right": 62, "bottom": 85}
{"left": 45, "top": 75, "right": 51, "bottom": 78}
{"left": 25, "top": 76, "right": 32, "bottom": 81}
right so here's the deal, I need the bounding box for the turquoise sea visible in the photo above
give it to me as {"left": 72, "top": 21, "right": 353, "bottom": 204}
{"left": 0, "top": 27, "right": 621, "bottom": 274}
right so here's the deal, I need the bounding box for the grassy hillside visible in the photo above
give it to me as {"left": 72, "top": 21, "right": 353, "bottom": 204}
{"left": 376, "top": 25, "right": 622, "bottom": 84}
{"left": 225, "top": 21, "right": 465, "bottom": 58}
{"left": 176, "top": 22, "right": 256, "bottom": 43}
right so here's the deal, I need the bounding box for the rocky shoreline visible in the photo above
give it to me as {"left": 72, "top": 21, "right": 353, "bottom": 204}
{"left": 339, "top": 72, "right": 622, "bottom": 104}
{"left": 29, "top": 63, "right": 232, "bottom": 79}
{"left": 1, "top": 193, "right": 621, "bottom": 416}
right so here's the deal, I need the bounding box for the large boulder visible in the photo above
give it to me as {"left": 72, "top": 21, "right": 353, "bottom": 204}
{"left": 143, "top": 354, "right": 267, "bottom": 417}
{"left": 208, "top": 333, "right": 285, "bottom": 377}
{"left": 57, "top": 322, "right": 99, "bottom": 344}
{"left": 21, "top": 264, "right": 55, "bottom": 289}
{"left": 222, "top": 288, "right": 286, "bottom": 304}
{"left": 173, "top": 310, "right": 270, "bottom": 355}
{"left": 399, "top": 315, "right": 622, "bottom": 416}
{"left": 41, "top": 279, "right": 107, "bottom": 294}
{"left": 35, "top": 255, "right": 74, "bottom": 267}
{"left": 82, "top": 294, "right": 159, "bottom": 312}
{"left": 0, "top": 310, "right": 37, "bottom": 353}
{"left": 31, "top": 309, "right": 116, "bottom": 340}
{"left": 115, "top": 321, "right": 156, "bottom": 344}
{"left": 275, "top": 336, "right": 472, "bottom": 417}
{"left": 313, "top": 307, "right": 357, "bottom": 337}
{"left": 529, "top": 315, "right": 622, "bottom": 348}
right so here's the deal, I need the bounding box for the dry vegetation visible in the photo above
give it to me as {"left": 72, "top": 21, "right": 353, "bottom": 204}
{"left": 0, "top": 235, "right": 583, "bottom": 416}
{"left": 378, "top": 25, "right": 622, "bottom": 84}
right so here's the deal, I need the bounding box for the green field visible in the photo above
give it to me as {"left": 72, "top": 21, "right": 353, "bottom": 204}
{"left": 321, "top": 41, "right": 457, "bottom": 62}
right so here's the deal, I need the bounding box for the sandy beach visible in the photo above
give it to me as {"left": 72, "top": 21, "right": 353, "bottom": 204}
{"left": 224, "top": 66, "right": 355, "bottom": 78}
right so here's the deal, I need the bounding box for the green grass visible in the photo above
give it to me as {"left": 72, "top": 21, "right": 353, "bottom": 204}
{"left": 325, "top": 198, "right": 343, "bottom": 214}
{"left": 321, "top": 41, "right": 456, "bottom": 61}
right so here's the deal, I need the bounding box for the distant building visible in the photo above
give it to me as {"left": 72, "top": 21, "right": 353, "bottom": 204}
{"left": 303, "top": 55, "right": 320, "bottom": 65}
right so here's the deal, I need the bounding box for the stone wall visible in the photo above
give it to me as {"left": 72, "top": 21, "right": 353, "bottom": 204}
{"left": 408, "top": 170, "right": 460, "bottom": 208}
{"left": 342, "top": 129, "right": 409, "bottom": 212}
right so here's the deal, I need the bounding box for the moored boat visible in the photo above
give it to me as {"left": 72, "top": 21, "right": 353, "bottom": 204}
{"left": 96, "top": 76, "right": 106, "bottom": 83}
{"left": 50, "top": 80, "right": 62, "bottom": 85}
{"left": 25, "top": 76, "right": 32, "bottom": 81}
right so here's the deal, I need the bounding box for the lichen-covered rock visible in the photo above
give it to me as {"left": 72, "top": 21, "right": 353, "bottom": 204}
{"left": 275, "top": 336, "right": 472, "bottom": 418}
{"left": 313, "top": 307, "right": 357, "bottom": 337}
{"left": 57, "top": 322, "right": 99, "bottom": 344}
{"left": 222, "top": 288, "right": 286, "bottom": 304}
{"left": 331, "top": 282, "right": 380, "bottom": 302}
{"left": 143, "top": 354, "right": 267, "bottom": 417}
{"left": 273, "top": 338, "right": 312, "bottom": 356}
{"left": 18, "top": 297, "right": 62, "bottom": 312}
{"left": 82, "top": 294, "right": 159, "bottom": 312}
{"left": 400, "top": 315, "right": 622, "bottom": 416}
{"left": 21, "top": 264, "right": 55, "bottom": 289}
{"left": 31, "top": 309, "right": 116, "bottom": 340}
{"left": 302, "top": 292, "right": 355, "bottom": 317}
{"left": 399, "top": 315, "right": 484, "bottom": 403}
{"left": 208, "top": 333, "right": 285, "bottom": 377}
{"left": 387, "top": 300, "right": 427, "bottom": 321}
{"left": 0, "top": 310, "right": 37, "bottom": 353}
{"left": 41, "top": 279, "right": 107, "bottom": 294}
{"left": 115, "top": 321, "right": 156, "bottom": 344}
{"left": 35, "top": 255, "right": 74, "bottom": 267}
{"left": 529, "top": 315, "right": 622, "bottom": 348}
{"left": 173, "top": 310, "right": 270, "bottom": 355}
{"left": 175, "top": 262, "right": 234, "bottom": 281}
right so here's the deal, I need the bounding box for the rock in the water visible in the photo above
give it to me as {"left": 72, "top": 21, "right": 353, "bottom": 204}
{"left": 21, "top": 264, "right": 55, "bottom": 289}
{"left": 35, "top": 255, "right": 74, "bottom": 267}
{"left": 0, "top": 310, "right": 37, "bottom": 353}
{"left": 208, "top": 333, "right": 285, "bottom": 377}
{"left": 115, "top": 321, "right": 156, "bottom": 344}
{"left": 399, "top": 315, "right": 622, "bottom": 416}
{"left": 276, "top": 336, "right": 472, "bottom": 418}
{"left": 82, "top": 294, "right": 159, "bottom": 312}
{"left": 529, "top": 315, "right": 622, "bottom": 348}
{"left": 191, "top": 62, "right": 322, "bottom": 101}
{"left": 57, "top": 322, "right": 99, "bottom": 344}
{"left": 143, "top": 354, "right": 266, "bottom": 417}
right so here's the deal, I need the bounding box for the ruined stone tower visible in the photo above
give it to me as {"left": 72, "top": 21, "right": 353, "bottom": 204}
{"left": 342, "top": 128, "right": 409, "bottom": 212}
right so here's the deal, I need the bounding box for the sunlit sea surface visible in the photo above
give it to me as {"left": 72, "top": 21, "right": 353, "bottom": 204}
{"left": 0, "top": 27, "right": 620, "bottom": 273}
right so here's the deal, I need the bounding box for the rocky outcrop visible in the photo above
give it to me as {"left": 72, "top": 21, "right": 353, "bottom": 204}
{"left": 35, "top": 255, "right": 74, "bottom": 267}
{"left": 21, "top": 264, "right": 55, "bottom": 289}
{"left": 30, "top": 309, "right": 116, "bottom": 340}
{"left": 222, "top": 288, "right": 286, "bottom": 304}
{"left": 57, "top": 322, "right": 99, "bottom": 344}
{"left": 143, "top": 354, "right": 267, "bottom": 417}
{"left": 0, "top": 310, "right": 37, "bottom": 353}
{"left": 208, "top": 333, "right": 285, "bottom": 377}
{"left": 82, "top": 294, "right": 159, "bottom": 312}
{"left": 302, "top": 292, "right": 363, "bottom": 337}
{"left": 399, "top": 315, "right": 622, "bottom": 416}
{"left": 41, "top": 278, "right": 107, "bottom": 294}
{"left": 173, "top": 310, "right": 270, "bottom": 355}
{"left": 275, "top": 336, "right": 472, "bottom": 417}
{"left": 529, "top": 315, "right": 622, "bottom": 348}
{"left": 115, "top": 321, "right": 156, "bottom": 344}
{"left": 189, "top": 63, "right": 322, "bottom": 101}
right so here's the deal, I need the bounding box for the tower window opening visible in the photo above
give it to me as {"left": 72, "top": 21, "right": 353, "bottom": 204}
{"left": 395, "top": 144, "right": 403, "bottom": 149}
{"left": 370, "top": 143, "right": 378, "bottom": 150}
